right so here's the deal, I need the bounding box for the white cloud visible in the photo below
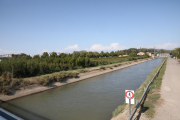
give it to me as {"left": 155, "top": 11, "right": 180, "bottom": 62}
{"left": 40, "top": 43, "right": 125, "bottom": 54}
{"left": 40, "top": 50, "right": 50, "bottom": 53}
{"left": 88, "top": 43, "right": 126, "bottom": 52}
{"left": 57, "top": 44, "right": 80, "bottom": 53}
{"left": 155, "top": 42, "right": 179, "bottom": 50}
{"left": 64, "top": 44, "right": 79, "bottom": 51}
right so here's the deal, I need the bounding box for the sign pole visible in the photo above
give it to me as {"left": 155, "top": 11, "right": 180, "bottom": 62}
{"left": 126, "top": 90, "right": 134, "bottom": 119}
{"left": 129, "top": 99, "right": 131, "bottom": 118}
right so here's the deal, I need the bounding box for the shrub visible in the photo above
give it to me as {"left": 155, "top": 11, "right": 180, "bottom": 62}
{"left": 1, "top": 72, "right": 12, "bottom": 86}
{"left": 117, "top": 64, "right": 121, "bottom": 66}
{"left": 100, "top": 66, "right": 105, "bottom": 70}
{"left": 107, "top": 66, "right": 113, "bottom": 69}
{"left": 2, "top": 87, "right": 11, "bottom": 95}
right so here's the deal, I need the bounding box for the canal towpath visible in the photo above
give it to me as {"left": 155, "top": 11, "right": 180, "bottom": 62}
{"left": 152, "top": 57, "right": 180, "bottom": 120}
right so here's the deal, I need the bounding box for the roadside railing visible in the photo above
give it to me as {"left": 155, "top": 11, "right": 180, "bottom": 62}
{"left": 128, "top": 60, "right": 166, "bottom": 120}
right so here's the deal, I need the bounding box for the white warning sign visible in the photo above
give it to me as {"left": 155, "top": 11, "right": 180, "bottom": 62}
{"left": 125, "top": 90, "right": 134, "bottom": 104}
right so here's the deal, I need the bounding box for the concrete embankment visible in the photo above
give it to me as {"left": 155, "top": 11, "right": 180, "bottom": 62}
{"left": 0, "top": 58, "right": 153, "bottom": 101}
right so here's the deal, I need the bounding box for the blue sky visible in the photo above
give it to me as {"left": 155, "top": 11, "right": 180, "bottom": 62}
{"left": 0, "top": 0, "right": 180, "bottom": 55}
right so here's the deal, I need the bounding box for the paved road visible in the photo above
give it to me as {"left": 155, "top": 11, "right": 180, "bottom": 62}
{"left": 153, "top": 58, "right": 180, "bottom": 120}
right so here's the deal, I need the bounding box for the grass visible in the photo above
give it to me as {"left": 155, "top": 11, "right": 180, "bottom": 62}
{"left": 113, "top": 103, "right": 127, "bottom": 117}
{"left": 78, "top": 69, "right": 90, "bottom": 73}
{"left": 112, "top": 58, "right": 167, "bottom": 118}
{"left": 142, "top": 58, "right": 167, "bottom": 118}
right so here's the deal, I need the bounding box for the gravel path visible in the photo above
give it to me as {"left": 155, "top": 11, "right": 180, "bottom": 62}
{"left": 153, "top": 58, "right": 180, "bottom": 120}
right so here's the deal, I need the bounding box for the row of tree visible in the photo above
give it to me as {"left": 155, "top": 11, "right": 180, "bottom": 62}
{"left": 170, "top": 48, "right": 180, "bottom": 59}
{"left": 25, "top": 48, "right": 169, "bottom": 59}
{"left": 0, "top": 56, "right": 93, "bottom": 78}
{"left": 0, "top": 48, "right": 156, "bottom": 78}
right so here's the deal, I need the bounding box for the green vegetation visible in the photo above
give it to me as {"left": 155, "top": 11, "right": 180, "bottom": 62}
{"left": 113, "top": 103, "right": 127, "bottom": 117}
{"left": 142, "top": 58, "right": 167, "bottom": 118}
{"left": 0, "top": 71, "right": 78, "bottom": 95}
{"left": 78, "top": 69, "right": 90, "bottom": 73}
{"left": 0, "top": 51, "right": 149, "bottom": 78}
{"left": 0, "top": 49, "right": 152, "bottom": 95}
{"left": 112, "top": 58, "right": 167, "bottom": 118}
{"left": 170, "top": 48, "right": 180, "bottom": 59}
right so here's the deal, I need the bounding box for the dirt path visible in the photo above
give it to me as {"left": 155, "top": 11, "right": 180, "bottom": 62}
{"left": 153, "top": 58, "right": 180, "bottom": 120}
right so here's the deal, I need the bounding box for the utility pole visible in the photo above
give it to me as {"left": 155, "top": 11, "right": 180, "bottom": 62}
{"left": 154, "top": 46, "right": 155, "bottom": 58}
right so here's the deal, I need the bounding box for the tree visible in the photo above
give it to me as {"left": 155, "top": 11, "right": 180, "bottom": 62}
{"left": 177, "top": 53, "right": 180, "bottom": 59}
{"left": 94, "top": 52, "right": 99, "bottom": 58}
{"left": 50, "top": 52, "right": 57, "bottom": 58}
{"left": 33, "top": 54, "right": 40, "bottom": 59}
{"left": 41, "top": 52, "right": 49, "bottom": 58}
{"left": 85, "top": 57, "right": 90, "bottom": 67}
{"left": 129, "top": 52, "right": 136, "bottom": 57}
{"left": 105, "top": 52, "right": 109, "bottom": 57}
{"left": 110, "top": 51, "right": 115, "bottom": 57}
{"left": 171, "top": 48, "right": 180, "bottom": 58}
{"left": 100, "top": 51, "right": 105, "bottom": 57}
{"left": 76, "top": 57, "right": 85, "bottom": 68}
{"left": 80, "top": 52, "right": 86, "bottom": 57}
{"left": 119, "top": 51, "right": 125, "bottom": 55}
{"left": 59, "top": 53, "right": 67, "bottom": 58}
{"left": 69, "top": 57, "right": 76, "bottom": 68}
{"left": 86, "top": 51, "right": 93, "bottom": 58}
{"left": 159, "top": 49, "right": 165, "bottom": 53}
{"left": 24, "top": 55, "right": 32, "bottom": 60}
{"left": 73, "top": 52, "right": 80, "bottom": 58}
{"left": 123, "top": 49, "right": 128, "bottom": 55}
{"left": 115, "top": 51, "right": 121, "bottom": 56}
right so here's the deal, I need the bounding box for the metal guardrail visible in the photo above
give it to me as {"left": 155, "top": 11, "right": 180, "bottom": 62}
{"left": 128, "top": 60, "right": 166, "bottom": 120}
{"left": 0, "top": 108, "right": 23, "bottom": 120}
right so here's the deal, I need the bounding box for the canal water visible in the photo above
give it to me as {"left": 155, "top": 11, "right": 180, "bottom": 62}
{"left": 0, "top": 58, "right": 163, "bottom": 120}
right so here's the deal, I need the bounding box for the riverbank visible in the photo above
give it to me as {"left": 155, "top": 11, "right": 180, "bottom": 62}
{"left": 0, "top": 58, "right": 153, "bottom": 101}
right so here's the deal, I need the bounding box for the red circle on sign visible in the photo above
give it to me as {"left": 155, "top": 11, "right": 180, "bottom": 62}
{"left": 126, "top": 91, "right": 134, "bottom": 99}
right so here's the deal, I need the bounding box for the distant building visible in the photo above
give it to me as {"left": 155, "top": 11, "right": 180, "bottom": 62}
{"left": 146, "top": 52, "right": 152, "bottom": 57}
{"left": 0, "top": 53, "right": 26, "bottom": 58}
{"left": 118, "top": 55, "right": 129, "bottom": 57}
{"left": 137, "top": 52, "right": 145, "bottom": 56}
{"left": 150, "top": 52, "right": 158, "bottom": 58}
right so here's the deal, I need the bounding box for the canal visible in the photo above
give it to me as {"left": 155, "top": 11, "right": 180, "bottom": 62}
{"left": 0, "top": 58, "right": 163, "bottom": 120}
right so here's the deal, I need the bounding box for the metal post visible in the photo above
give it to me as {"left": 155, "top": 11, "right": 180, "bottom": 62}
{"left": 129, "top": 99, "right": 131, "bottom": 118}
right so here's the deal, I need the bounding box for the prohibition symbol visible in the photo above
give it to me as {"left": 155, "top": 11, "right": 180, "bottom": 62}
{"left": 125, "top": 91, "right": 134, "bottom": 99}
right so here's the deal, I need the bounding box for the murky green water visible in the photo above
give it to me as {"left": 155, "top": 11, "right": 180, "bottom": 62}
{"left": 0, "top": 58, "right": 163, "bottom": 120}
